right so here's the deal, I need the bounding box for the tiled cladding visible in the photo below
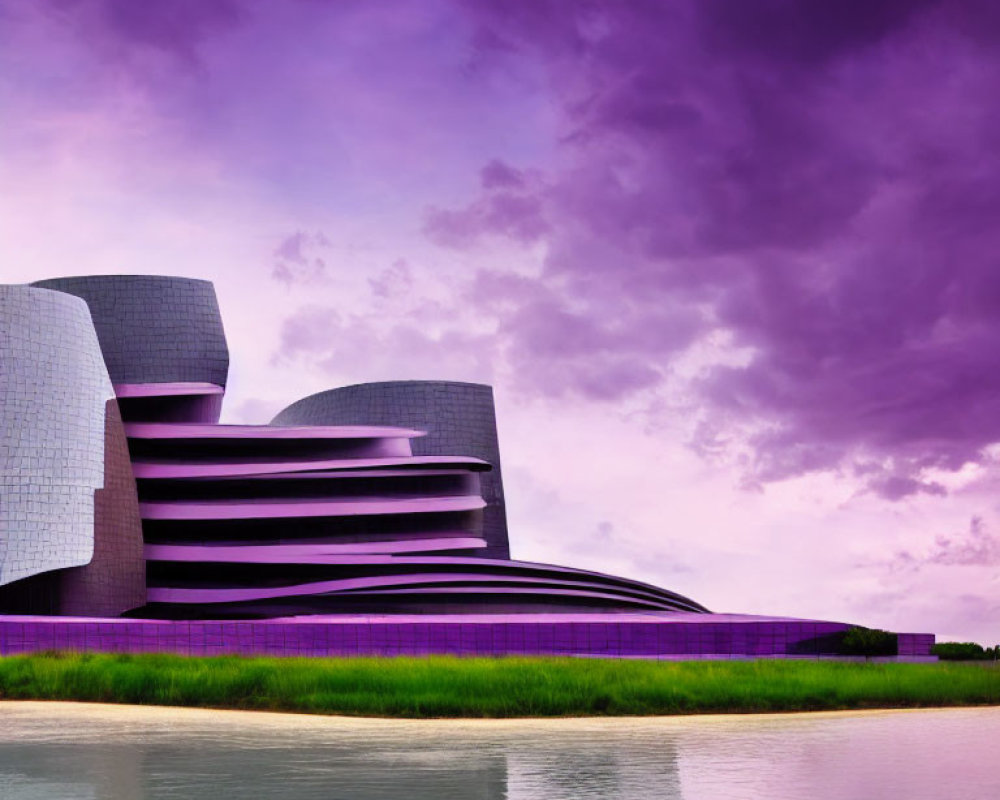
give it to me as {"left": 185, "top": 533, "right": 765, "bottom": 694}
{"left": 57, "top": 400, "right": 145, "bottom": 616}
{"left": 0, "top": 613, "right": 937, "bottom": 659}
{"left": 0, "top": 401, "right": 148, "bottom": 616}
{"left": 31, "top": 275, "right": 229, "bottom": 389}
{"left": 0, "top": 286, "right": 112, "bottom": 585}
{"left": 272, "top": 382, "right": 510, "bottom": 559}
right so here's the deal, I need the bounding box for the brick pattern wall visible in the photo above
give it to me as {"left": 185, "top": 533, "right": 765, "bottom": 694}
{"left": 58, "top": 400, "right": 146, "bottom": 615}
{"left": 31, "top": 275, "right": 229, "bottom": 387}
{"left": 0, "top": 615, "right": 937, "bottom": 659}
{"left": 272, "top": 381, "right": 510, "bottom": 558}
{"left": 0, "top": 287, "right": 111, "bottom": 585}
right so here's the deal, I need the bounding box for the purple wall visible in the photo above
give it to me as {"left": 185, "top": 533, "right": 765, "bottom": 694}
{"left": 0, "top": 613, "right": 936, "bottom": 659}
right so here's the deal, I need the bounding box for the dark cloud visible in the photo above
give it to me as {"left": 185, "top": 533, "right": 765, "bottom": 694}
{"left": 442, "top": 0, "right": 1000, "bottom": 496}
{"left": 696, "top": 0, "right": 936, "bottom": 66}
{"left": 480, "top": 159, "right": 527, "bottom": 190}
{"left": 40, "top": 0, "right": 246, "bottom": 65}
{"left": 863, "top": 474, "right": 946, "bottom": 502}
{"left": 100, "top": 0, "right": 244, "bottom": 58}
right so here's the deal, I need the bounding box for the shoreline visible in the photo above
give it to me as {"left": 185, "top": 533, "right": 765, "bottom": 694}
{"left": 3, "top": 699, "right": 997, "bottom": 724}
{"left": 1, "top": 652, "right": 997, "bottom": 718}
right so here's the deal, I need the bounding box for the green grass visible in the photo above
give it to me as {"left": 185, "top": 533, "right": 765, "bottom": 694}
{"left": 0, "top": 653, "right": 997, "bottom": 717}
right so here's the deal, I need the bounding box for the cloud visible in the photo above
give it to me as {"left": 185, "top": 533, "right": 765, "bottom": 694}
{"left": 889, "top": 516, "right": 1000, "bottom": 572}
{"left": 38, "top": 0, "right": 247, "bottom": 67}
{"left": 12, "top": 0, "right": 1000, "bottom": 500}
{"left": 273, "top": 304, "right": 497, "bottom": 385}
{"left": 436, "top": 0, "right": 1000, "bottom": 496}
{"left": 270, "top": 231, "right": 330, "bottom": 286}
{"left": 928, "top": 516, "right": 1000, "bottom": 567}
{"left": 864, "top": 474, "right": 946, "bottom": 502}
{"left": 424, "top": 159, "right": 549, "bottom": 248}
{"left": 368, "top": 259, "right": 414, "bottom": 299}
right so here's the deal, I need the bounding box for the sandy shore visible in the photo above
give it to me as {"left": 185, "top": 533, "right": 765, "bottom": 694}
{"left": 1, "top": 699, "right": 989, "bottom": 729}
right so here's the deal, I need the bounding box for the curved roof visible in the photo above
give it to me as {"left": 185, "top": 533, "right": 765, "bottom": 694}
{"left": 271, "top": 379, "right": 510, "bottom": 558}
{"left": 31, "top": 275, "right": 229, "bottom": 388}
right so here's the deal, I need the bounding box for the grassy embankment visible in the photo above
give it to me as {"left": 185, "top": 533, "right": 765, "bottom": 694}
{"left": 0, "top": 652, "right": 997, "bottom": 717}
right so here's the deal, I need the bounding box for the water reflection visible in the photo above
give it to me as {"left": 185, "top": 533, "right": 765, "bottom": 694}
{"left": 0, "top": 703, "right": 996, "bottom": 800}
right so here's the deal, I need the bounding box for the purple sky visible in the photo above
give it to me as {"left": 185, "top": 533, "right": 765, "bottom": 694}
{"left": 2, "top": 0, "right": 998, "bottom": 641}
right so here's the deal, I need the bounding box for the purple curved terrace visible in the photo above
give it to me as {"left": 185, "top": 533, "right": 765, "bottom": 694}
{"left": 145, "top": 538, "right": 489, "bottom": 561}
{"left": 124, "top": 423, "right": 426, "bottom": 439}
{"left": 131, "top": 456, "right": 491, "bottom": 479}
{"left": 114, "top": 382, "right": 225, "bottom": 398}
{"left": 139, "top": 495, "right": 487, "bottom": 520}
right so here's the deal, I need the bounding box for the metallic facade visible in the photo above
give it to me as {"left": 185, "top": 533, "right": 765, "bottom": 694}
{"left": 272, "top": 381, "right": 511, "bottom": 558}
{"left": 31, "top": 275, "right": 229, "bottom": 389}
{"left": 0, "top": 286, "right": 145, "bottom": 615}
{"left": 0, "top": 275, "right": 934, "bottom": 657}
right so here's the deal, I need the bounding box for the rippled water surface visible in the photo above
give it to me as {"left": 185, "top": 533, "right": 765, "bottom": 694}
{"left": 0, "top": 702, "right": 997, "bottom": 799}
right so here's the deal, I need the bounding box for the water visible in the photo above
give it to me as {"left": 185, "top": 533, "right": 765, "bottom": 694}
{"left": 0, "top": 702, "right": 996, "bottom": 799}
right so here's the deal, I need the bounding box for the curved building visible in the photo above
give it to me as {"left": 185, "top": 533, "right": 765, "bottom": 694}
{"left": 31, "top": 275, "right": 229, "bottom": 423}
{"left": 0, "top": 286, "right": 145, "bottom": 615}
{"left": 1, "top": 275, "right": 707, "bottom": 619}
{"left": 126, "top": 421, "right": 704, "bottom": 617}
{"left": 3, "top": 276, "right": 707, "bottom": 619}
{"left": 130, "top": 422, "right": 496, "bottom": 617}
{"left": 272, "top": 382, "right": 510, "bottom": 559}
{"left": 1, "top": 274, "right": 937, "bottom": 659}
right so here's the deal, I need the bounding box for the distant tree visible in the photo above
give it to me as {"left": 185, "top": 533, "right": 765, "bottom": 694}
{"left": 841, "top": 627, "right": 898, "bottom": 660}
{"left": 932, "top": 642, "right": 993, "bottom": 661}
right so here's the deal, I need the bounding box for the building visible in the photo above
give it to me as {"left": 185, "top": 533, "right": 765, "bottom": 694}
{"left": 0, "top": 276, "right": 934, "bottom": 659}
